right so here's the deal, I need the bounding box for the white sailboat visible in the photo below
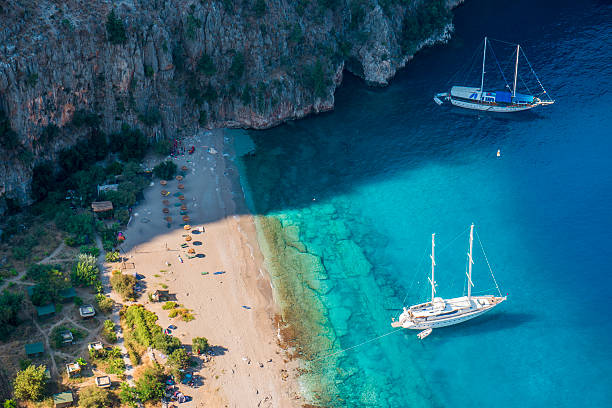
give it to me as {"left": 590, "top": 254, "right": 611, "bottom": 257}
{"left": 392, "top": 224, "right": 506, "bottom": 330}
{"left": 434, "top": 37, "right": 554, "bottom": 112}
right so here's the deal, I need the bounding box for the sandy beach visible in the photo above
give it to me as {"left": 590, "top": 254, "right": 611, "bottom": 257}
{"left": 111, "top": 129, "right": 301, "bottom": 407}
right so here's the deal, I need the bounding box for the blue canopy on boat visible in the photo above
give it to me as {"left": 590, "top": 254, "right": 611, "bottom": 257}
{"left": 513, "top": 93, "right": 535, "bottom": 104}
{"left": 495, "top": 91, "right": 512, "bottom": 103}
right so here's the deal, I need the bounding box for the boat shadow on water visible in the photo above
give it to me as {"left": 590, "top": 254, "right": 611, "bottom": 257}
{"left": 414, "top": 312, "right": 536, "bottom": 341}
{"left": 445, "top": 106, "right": 547, "bottom": 123}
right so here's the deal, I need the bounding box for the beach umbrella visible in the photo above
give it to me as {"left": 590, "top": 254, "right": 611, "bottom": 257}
{"left": 166, "top": 216, "right": 172, "bottom": 222}
{"left": 181, "top": 165, "right": 188, "bottom": 171}
{"left": 163, "top": 208, "right": 170, "bottom": 214}
{"left": 180, "top": 204, "right": 187, "bottom": 211}
{"left": 176, "top": 175, "right": 183, "bottom": 181}
{"left": 182, "top": 215, "right": 190, "bottom": 222}
{"left": 163, "top": 199, "right": 170, "bottom": 205}
{"left": 183, "top": 225, "right": 191, "bottom": 230}
{"left": 178, "top": 184, "right": 184, "bottom": 189}
{"left": 185, "top": 236, "right": 192, "bottom": 241}
{"left": 188, "top": 248, "right": 195, "bottom": 254}
{"left": 179, "top": 195, "right": 185, "bottom": 201}
{"left": 160, "top": 180, "right": 167, "bottom": 186}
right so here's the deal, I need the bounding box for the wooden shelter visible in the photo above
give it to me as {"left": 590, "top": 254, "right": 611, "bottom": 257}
{"left": 79, "top": 304, "right": 96, "bottom": 318}
{"left": 95, "top": 376, "right": 111, "bottom": 388}
{"left": 53, "top": 391, "right": 74, "bottom": 407}
{"left": 36, "top": 304, "right": 56, "bottom": 318}
{"left": 25, "top": 342, "right": 44, "bottom": 357}
{"left": 66, "top": 362, "right": 81, "bottom": 377}
{"left": 91, "top": 201, "right": 113, "bottom": 213}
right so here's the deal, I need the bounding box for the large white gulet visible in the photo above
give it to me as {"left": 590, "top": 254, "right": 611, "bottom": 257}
{"left": 392, "top": 224, "right": 506, "bottom": 333}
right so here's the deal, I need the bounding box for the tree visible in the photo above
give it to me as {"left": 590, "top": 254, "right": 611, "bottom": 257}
{"left": 152, "top": 161, "right": 177, "bottom": 180}
{"left": 13, "top": 365, "right": 47, "bottom": 401}
{"left": 192, "top": 337, "right": 209, "bottom": 354}
{"left": 106, "top": 9, "right": 127, "bottom": 45}
{"left": 31, "top": 161, "right": 55, "bottom": 201}
{"left": 72, "top": 254, "right": 99, "bottom": 288}
{"left": 229, "top": 52, "right": 245, "bottom": 82}
{"left": 78, "top": 385, "right": 112, "bottom": 408}
{"left": 253, "top": 0, "right": 267, "bottom": 17}
{"left": 196, "top": 54, "right": 216, "bottom": 75}
{"left": 102, "top": 319, "right": 117, "bottom": 343}
{"left": 110, "top": 271, "right": 136, "bottom": 300}
{"left": 95, "top": 294, "right": 114, "bottom": 314}
{"left": 3, "top": 400, "right": 17, "bottom": 408}
{"left": 167, "top": 348, "right": 190, "bottom": 380}
{"left": 134, "top": 364, "right": 165, "bottom": 401}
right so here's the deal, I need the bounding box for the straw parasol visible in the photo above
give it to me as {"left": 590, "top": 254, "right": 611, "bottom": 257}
{"left": 179, "top": 195, "right": 185, "bottom": 201}
{"left": 162, "top": 199, "right": 170, "bottom": 205}
{"left": 165, "top": 216, "right": 172, "bottom": 222}
{"left": 185, "top": 236, "right": 192, "bottom": 242}
{"left": 188, "top": 248, "right": 195, "bottom": 254}
{"left": 181, "top": 165, "right": 188, "bottom": 171}
{"left": 182, "top": 215, "right": 190, "bottom": 222}
{"left": 183, "top": 225, "right": 191, "bottom": 230}
{"left": 180, "top": 204, "right": 187, "bottom": 211}
{"left": 178, "top": 184, "right": 184, "bottom": 189}
{"left": 161, "top": 190, "right": 169, "bottom": 196}
{"left": 160, "top": 180, "right": 167, "bottom": 186}
{"left": 176, "top": 175, "right": 183, "bottom": 181}
{"left": 163, "top": 208, "right": 170, "bottom": 214}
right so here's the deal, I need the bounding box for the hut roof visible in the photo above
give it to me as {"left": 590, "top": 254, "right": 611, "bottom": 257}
{"left": 25, "top": 342, "right": 44, "bottom": 355}
{"left": 59, "top": 287, "right": 76, "bottom": 299}
{"left": 91, "top": 201, "right": 114, "bottom": 212}
{"left": 37, "top": 304, "right": 56, "bottom": 316}
{"left": 53, "top": 391, "right": 73, "bottom": 404}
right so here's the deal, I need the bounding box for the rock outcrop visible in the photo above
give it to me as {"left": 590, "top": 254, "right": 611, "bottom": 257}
{"left": 0, "top": 0, "right": 458, "bottom": 207}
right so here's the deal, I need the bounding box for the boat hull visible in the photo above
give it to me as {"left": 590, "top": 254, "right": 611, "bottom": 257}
{"left": 404, "top": 302, "right": 498, "bottom": 329}
{"left": 450, "top": 98, "right": 535, "bottom": 112}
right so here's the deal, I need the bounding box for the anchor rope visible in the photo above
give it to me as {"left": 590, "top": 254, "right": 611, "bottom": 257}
{"left": 475, "top": 230, "right": 503, "bottom": 297}
{"left": 310, "top": 329, "right": 404, "bottom": 363}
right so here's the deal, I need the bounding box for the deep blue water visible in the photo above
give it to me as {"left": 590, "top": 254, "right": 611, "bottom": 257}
{"left": 238, "top": 0, "right": 612, "bottom": 406}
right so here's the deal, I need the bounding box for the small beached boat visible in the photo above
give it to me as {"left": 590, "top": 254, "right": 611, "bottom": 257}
{"left": 435, "top": 37, "right": 554, "bottom": 112}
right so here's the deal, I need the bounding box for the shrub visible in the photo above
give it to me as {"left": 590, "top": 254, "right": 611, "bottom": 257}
{"left": 0, "top": 290, "right": 23, "bottom": 339}
{"left": 303, "top": 60, "right": 329, "bottom": 98}
{"left": 192, "top": 337, "right": 209, "bottom": 354}
{"left": 73, "top": 296, "right": 83, "bottom": 306}
{"left": 106, "top": 9, "right": 127, "bottom": 45}
{"left": 119, "top": 383, "right": 137, "bottom": 407}
{"left": 134, "top": 364, "right": 165, "bottom": 401}
{"left": 229, "top": 52, "right": 245, "bottom": 82}
{"left": 197, "top": 54, "right": 216, "bottom": 75}
{"left": 138, "top": 107, "right": 161, "bottom": 126}
{"left": 109, "top": 124, "right": 148, "bottom": 161}
{"left": 4, "top": 399, "right": 17, "bottom": 408}
{"left": 162, "top": 301, "right": 177, "bottom": 310}
{"left": 153, "top": 138, "right": 172, "bottom": 156}
{"left": 11, "top": 246, "right": 27, "bottom": 260}
{"left": 0, "top": 109, "right": 21, "bottom": 151}
{"left": 123, "top": 305, "right": 180, "bottom": 353}
{"left": 102, "top": 319, "right": 117, "bottom": 343}
{"left": 144, "top": 64, "right": 154, "bottom": 78}
{"left": 71, "top": 110, "right": 100, "bottom": 128}
{"left": 400, "top": 0, "right": 451, "bottom": 52}
{"left": 39, "top": 124, "right": 60, "bottom": 146}
{"left": 167, "top": 348, "right": 190, "bottom": 380}
{"left": 153, "top": 161, "right": 177, "bottom": 180}
{"left": 253, "top": 0, "right": 267, "bottom": 17}
{"left": 72, "top": 254, "right": 99, "bottom": 288}
{"left": 77, "top": 385, "right": 112, "bottom": 408}
{"left": 13, "top": 365, "right": 47, "bottom": 401}
{"left": 30, "top": 161, "right": 55, "bottom": 201}
{"left": 80, "top": 245, "right": 100, "bottom": 257}
{"left": 95, "top": 294, "right": 114, "bottom": 314}
{"left": 105, "top": 251, "right": 120, "bottom": 262}
{"left": 110, "top": 271, "right": 136, "bottom": 300}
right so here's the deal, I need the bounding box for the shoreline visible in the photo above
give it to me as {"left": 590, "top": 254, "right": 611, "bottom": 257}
{"left": 114, "top": 128, "right": 302, "bottom": 407}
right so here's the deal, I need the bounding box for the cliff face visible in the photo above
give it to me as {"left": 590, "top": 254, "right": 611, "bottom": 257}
{"left": 0, "top": 0, "right": 457, "bottom": 207}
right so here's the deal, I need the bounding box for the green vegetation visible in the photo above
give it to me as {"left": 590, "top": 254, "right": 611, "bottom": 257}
{"left": 185, "top": 12, "right": 202, "bottom": 40}
{"left": 167, "top": 348, "right": 190, "bottom": 380}
{"left": 70, "top": 110, "right": 100, "bottom": 128}
{"left": 0, "top": 290, "right": 23, "bottom": 340}
{"left": 89, "top": 346, "right": 125, "bottom": 374}
{"left": 77, "top": 385, "right": 113, "bottom": 408}
{"left": 192, "top": 336, "right": 209, "bottom": 354}
{"left": 50, "top": 325, "right": 84, "bottom": 348}
{"left": 138, "top": 107, "right": 161, "bottom": 126}
{"left": 253, "top": 0, "right": 267, "bottom": 17}
{"left": 12, "top": 364, "right": 47, "bottom": 401}
{"left": 27, "top": 264, "right": 68, "bottom": 306}
{"left": 153, "top": 138, "right": 172, "bottom": 156}
{"left": 80, "top": 245, "right": 100, "bottom": 257}
{"left": 288, "top": 24, "right": 303, "bottom": 44}
{"left": 134, "top": 363, "right": 165, "bottom": 401}
{"left": 162, "top": 301, "right": 177, "bottom": 310}
{"left": 102, "top": 319, "right": 117, "bottom": 343}
{"left": 110, "top": 270, "right": 136, "bottom": 301}
{"left": 122, "top": 305, "right": 180, "bottom": 354}
{"left": 153, "top": 160, "right": 177, "bottom": 180}
{"left": 105, "top": 251, "right": 120, "bottom": 262}
{"left": 109, "top": 124, "right": 148, "bottom": 161}
{"left": 3, "top": 399, "right": 17, "bottom": 408}
{"left": 38, "top": 124, "right": 60, "bottom": 146}
{"left": 144, "top": 64, "right": 154, "bottom": 78}
{"left": 197, "top": 53, "right": 216, "bottom": 75}
{"left": 72, "top": 253, "right": 100, "bottom": 288}
{"left": 95, "top": 294, "right": 114, "bottom": 314}
{"left": 106, "top": 9, "right": 127, "bottom": 45}
{"left": 401, "top": 0, "right": 451, "bottom": 52}
{"left": 0, "top": 109, "right": 21, "bottom": 151}
{"left": 25, "top": 72, "right": 38, "bottom": 87}
{"left": 229, "top": 52, "right": 246, "bottom": 82}
{"left": 302, "top": 60, "right": 330, "bottom": 98}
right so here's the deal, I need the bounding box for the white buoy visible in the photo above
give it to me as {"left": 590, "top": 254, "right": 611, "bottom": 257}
{"left": 497, "top": 149, "right": 501, "bottom": 157}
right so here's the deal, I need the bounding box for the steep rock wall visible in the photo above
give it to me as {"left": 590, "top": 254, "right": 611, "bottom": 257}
{"left": 0, "top": 0, "right": 459, "bottom": 207}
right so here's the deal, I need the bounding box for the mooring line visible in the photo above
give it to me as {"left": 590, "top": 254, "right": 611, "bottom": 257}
{"left": 310, "top": 328, "right": 404, "bottom": 363}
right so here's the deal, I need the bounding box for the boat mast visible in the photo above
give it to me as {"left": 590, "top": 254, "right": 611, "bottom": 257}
{"left": 466, "top": 224, "right": 474, "bottom": 301}
{"left": 512, "top": 44, "right": 520, "bottom": 98}
{"left": 428, "top": 233, "right": 436, "bottom": 302}
{"left": 480, "top": 37, "right": 487, "bottom": 94}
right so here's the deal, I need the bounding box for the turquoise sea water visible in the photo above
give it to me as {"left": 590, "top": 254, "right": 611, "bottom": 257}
{"left": 237, "top": 0, "right": 612, "bottom": 406}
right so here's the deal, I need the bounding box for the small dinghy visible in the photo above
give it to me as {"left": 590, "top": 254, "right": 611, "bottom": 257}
{"left": 417, "top": 328, "right": 432, "bottom": 340}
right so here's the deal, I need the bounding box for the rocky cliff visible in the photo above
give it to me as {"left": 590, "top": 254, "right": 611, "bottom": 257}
{"left": 0, "top": 0, "right": 458, "bottom": 207}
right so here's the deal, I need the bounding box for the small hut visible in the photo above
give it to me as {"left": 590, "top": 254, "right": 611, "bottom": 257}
{"left": 66, "top": 362, "right": 81, "bottom": 377}
{"left": 79, "top": 304, "right": 96, "bottom": 318}
{"left": 151, "top": 290, "right": 170, "bottom": 302}
{"left": 36, "top": 304, "right": 55, "bottom": 319}
{"left": 60, "top": 330, "right": 73, "bottom": 345}
{"left": 53, "top": 391, "right": 74, "bottom": 407}
{"left": 91, "top": 201, "right": 114, "bottom": 218}
{"left": 87, "top": 342, "right": 104, "bottom": 352}
{"left": 59, "top": 287, "right": 76, "bottom": 302}
{"left": 25, "top": 342, "right": 44, "bottom": 358}
{"left": 95, "top": 376, "right": 112, "bottom": 388}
